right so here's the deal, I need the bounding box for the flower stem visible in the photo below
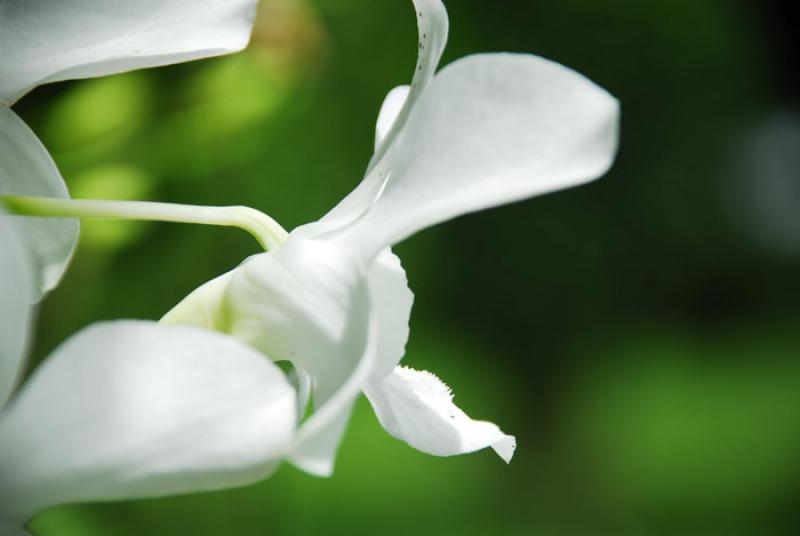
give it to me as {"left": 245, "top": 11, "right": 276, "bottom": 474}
{"left": 0, "top": 195, "right": 288, "bottom": 251}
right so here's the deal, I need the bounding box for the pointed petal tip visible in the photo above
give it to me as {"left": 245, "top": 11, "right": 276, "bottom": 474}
{"left": 288, "top": 455, "right": 335, "bottom": 478}
{"left": 492, "top": 434, "right": 516, "bottom": 464}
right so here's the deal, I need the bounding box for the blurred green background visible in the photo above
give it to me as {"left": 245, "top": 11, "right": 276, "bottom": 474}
{"left": 14, "top": 0, "right": 800, "bottom": 534}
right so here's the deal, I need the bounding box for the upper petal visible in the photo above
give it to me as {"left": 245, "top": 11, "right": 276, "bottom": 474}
{"left": 0, "top": 107, "right": 78, "bottom": 297}
{"left": 374, "top": 86, "right": 411, "bottom": 151}
{"left": 333, "top": 53, "right": 620, "bottom": 257}
{"left": 0, "top": 0, "right": 258, "bottom": 105}
{"left": 364, "top": 366, "right": 516, "bottom": 463}
{"left": 304, "top": 0, "right": 448, "bottom": 235}
{"left": 364, "top": 0, "right": 449, "bottom": 174}
{"left": 0, "top": 321, "right": 296, "bottom": 524}
{"left": 0, "top": 213, "right": 33, "bottom": 411}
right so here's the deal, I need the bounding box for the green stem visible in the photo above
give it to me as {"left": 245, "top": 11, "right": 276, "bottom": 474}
{"left": 1, "top": 195, "right": 288, "bottom": 251}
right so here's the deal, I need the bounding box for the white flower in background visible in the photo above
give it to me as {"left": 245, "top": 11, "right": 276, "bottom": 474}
{"left": 0, "top": 0, "right": 259, "bottom": 298}
{"left": 163, "top": 0, "right": 620, "bottom": 476}
{"left": 0, "top": 0, "right": 299, "bottom": 530}
{"left": 0, "top": 213, "right": 297, "bottom": 530}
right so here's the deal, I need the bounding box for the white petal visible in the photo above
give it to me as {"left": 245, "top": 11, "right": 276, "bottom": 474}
{"left": 0, "top": 321, "right": 296, "bottom": 523}
{"left": 335, "top": 53, "right": 620, "bottom": 256}
{"left": 366, "top": 249, "right": 414, "bottom": 380}
{"left": 222, "top": 235, "right": 372, "bottom": 476}
{"left": 288, "top": 249, "right": 413, "bottom": 476}
{"left": 364, "top": 366, "right": 515, "bottom": 462}
{"left": 0, "top": 214, "right": 33, "bottom": 411}
{"left": 289, "top": 309, "right": 378, "bottom": 476}
{"left": 161, "top": 269, "right": 330, "bottom": 418}
{"left": 288, "top": 364, "right": 313, "bottom": 423}
{"left": 161, "top": 268, "right": 236, "bottom": 330}
{"left": 364, "top": 0, "right": 449, "bottom": 173}
{"left": 303, "top": 0, "right": 448, "bottom": 235}
{"left": 0, "top": 0, "right": 258, "bottom": 105}
{"left": 167, "top": 234, "right": 375, "bottom": 476}
{"left": 0, "top": 107, "right": 78, "bottom": 297}
{"left": 224, "top": 237, "right": 368, "bottom": 404}
{"left": 374, "top": 86, "right": 410, "bottom": 151}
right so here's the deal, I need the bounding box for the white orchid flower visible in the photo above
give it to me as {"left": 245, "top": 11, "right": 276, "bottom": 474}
{"left": 0, "top": 0, "right": 259, "bottom": 298}
{"left": 0, "top": 211, "right": 297, "bottom": 531}
{"left": 163, "top": 0, "right": 620, "bottom": 475}
{"left": 3, "top": 0, "right": 619, "bottom": 479}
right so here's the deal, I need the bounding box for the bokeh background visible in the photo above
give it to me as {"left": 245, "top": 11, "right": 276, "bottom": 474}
{"left": 14, "top": 0, "right": 800, "bottom": 534}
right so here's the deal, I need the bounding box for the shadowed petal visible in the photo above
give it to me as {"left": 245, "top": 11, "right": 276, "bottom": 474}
{"left": 221, "top": 236, "right": 372, "bottom": 476}
{"left": 0, "top": 107, "right": 78, "bottom": 297}
{"left": 0, "top": 0, "right": 258, "bottom": 105}
{"left": 0, "top": 213, "right": 33, "bottom": 411}
{"left": 0, "top": 321, "right": 296, "bottom": 524}
{"left": 306, "top": 0, "right": 449, "bottom": 235}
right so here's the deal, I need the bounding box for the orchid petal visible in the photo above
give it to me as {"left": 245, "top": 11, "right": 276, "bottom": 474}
{"left": 289, "top": 308, "right": 378, "bottom": 476}
{"left": 335, "top": 53, "right": 620, "bottom": 257}
{"left": 374, "top": 86, "right": 410, "bottom": 151}
{"left": 0, "top": 0, "right": 258, "bottom": 105}
{"left": 288, "top": 364, "right": 313, "bottom": 423}
{"left": 165, "top": 242, "right": 408, "bottom": 476}
{"left": 224, "top": 237, "right": 369, "bottom": 404}
{"left": 0, "top": 214, "right": 33, "bottom": 411}
{"left": 305, "top": 0, "right": 448, "bottom": 234}
{"left": 366, "top": 249, "right": 414, "bottom": 380}
{"left": 0, "top": 107, "right": 78, "bottom": 297}
{"left": 162, "top": 267, "right": 323, "bottom": 421}
{"left": 168, "top": 234, "right": 374, "bottom": 476}
{"left": 221, "top": 236, "right": 372, "bottom": 476}
{"left": 365, "top": 366, "right": 516, "bottom": 462}
{"left": 0, "top": 321, "right": 296, "bottom": 524}
{"left": 364, "top": 0, "right": 449, "bottom": 173}
{"left": 161, "top": 268, "right": 236, "bottom": 330}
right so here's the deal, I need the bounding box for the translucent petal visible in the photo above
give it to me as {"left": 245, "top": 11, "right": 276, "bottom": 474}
{"left": 0, "top": 0, "right": 258, "bottom": 105}
{"left": 374, "top": 86, "right": 410, "bottom": 151}
{"left": 0, "top": 107, "right": 78, "bottom": 296}
{"left": 364, "top": 0, "right": 449, "bottom": 174}
{"left": 161, "top": 268, "right": 236, "bottom": 330}
{"left": 335, "top": 53, "right": 620, "bottom": 257}
{"left": 364, "top": 366, "right": 515, "bottom": 462}
{"left": 305, "top": 0, "right": 448, "bottom": 235}
{"left": 0, "top": 214, "right": 33, "bottom": 411}
{"left": 0, "top": 321, "right": 296, "bottom": 524}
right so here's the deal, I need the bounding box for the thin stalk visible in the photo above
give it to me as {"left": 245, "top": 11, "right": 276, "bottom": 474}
{"left": 1, "top": 195, "right": 288, "bottom": 251}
